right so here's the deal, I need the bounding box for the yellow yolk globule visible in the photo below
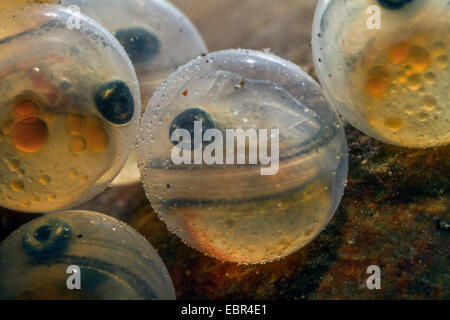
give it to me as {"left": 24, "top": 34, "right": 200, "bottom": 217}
{"left": 361, "top": 34, "right": 448, "bottom": 141}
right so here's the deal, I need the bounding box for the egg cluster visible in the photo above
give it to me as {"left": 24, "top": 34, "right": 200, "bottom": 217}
{"left": 56, "top": 0, "right": 208, "bottom": 185}
{"left": 0, "top": 0, "right": 448, "bottom": 300}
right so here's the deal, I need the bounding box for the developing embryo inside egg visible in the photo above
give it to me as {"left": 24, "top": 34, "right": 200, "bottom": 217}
{"left": 0, "top": 4, "right": 140, "bottom": 213}
{"left": 137, "top": 50, "right": 348, "bottom": 264}
{"left": 0, "top": 210, "right": 175, "bottom": 299}
{"left": 313, "top": 0, "right": 449, "bottom": 148}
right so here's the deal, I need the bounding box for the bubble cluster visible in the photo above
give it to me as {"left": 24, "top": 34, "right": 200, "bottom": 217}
{"left": 313, "top": 0, "right": 449, "bottom": 147}
{"left": 0, "top": 4, "right": 139, "bottom": 212}
{"left": 0, "top": 211, "right": 175, "bottom": 300}
{"left": 137, "top": 50, "right": 348, "bottom": 264}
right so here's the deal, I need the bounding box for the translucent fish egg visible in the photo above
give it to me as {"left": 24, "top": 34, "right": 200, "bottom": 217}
{"left": 0, "top": 4, "right": 140, "bottom": 212}
{"left": 60, "top": 0, "right": 207, "bottom": 107}
{"left": 312, "top": 0, "right": 449, "bottom": 148}
{"left": 56, "top": 0, "right": 208, "bottom": 185}
{"left": 0, "top": 211, "right": 175, "bottom": 299}
{"left": 0, "top": 210, "right": 175, "bottom": 299}
{"left": 137, "top": 49, "right": 348, "bottom": 264}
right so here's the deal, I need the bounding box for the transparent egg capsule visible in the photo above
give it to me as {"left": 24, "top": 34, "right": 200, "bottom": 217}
{"left": 137, "top": 49, "right": 348, "bottom": 264}
{"left": 312, "top": 0, "right": 449, "bottom": 148}
{"left": 0, "top": 210, "right": 176, "bottom": 300}
{"left": 60, "top": 0, "right": 207, "bottom": 107}
{"left": 0, "top": 4, "right": 140, "bottom": 213}
{"left": 56, "top": 0, "right": 207, "bottom": 185}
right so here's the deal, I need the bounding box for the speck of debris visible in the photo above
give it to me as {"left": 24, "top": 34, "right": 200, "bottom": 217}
{"left": 235, "top": 78, "right": 245, "bottom": 89}
{"left": 436, "top": 219, "right": 450, "bottom": 233}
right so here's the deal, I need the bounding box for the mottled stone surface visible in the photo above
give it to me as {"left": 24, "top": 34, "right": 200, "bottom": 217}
{"left": 0, "top": 0, "right": 448, "bottom": 300}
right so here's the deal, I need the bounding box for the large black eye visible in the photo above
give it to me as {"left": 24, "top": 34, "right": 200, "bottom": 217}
{"left": 169, "top": 108, "right": 215, "bottom": 148}
{"left": 115, "top": 28, "right": 160, "bottom": 64}
{"left": 377, "top": 0, "right": 414, "bottom": 9}
{"left": 23, "top": 219, "right": 72, "bottom": 258}
{"left": 95, "top": 80, "right": 135, "bottom": 125}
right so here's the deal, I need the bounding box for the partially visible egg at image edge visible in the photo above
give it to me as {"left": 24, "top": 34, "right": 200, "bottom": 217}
{"left": 312, "top": 0, "right": 449, "bottom": 148}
